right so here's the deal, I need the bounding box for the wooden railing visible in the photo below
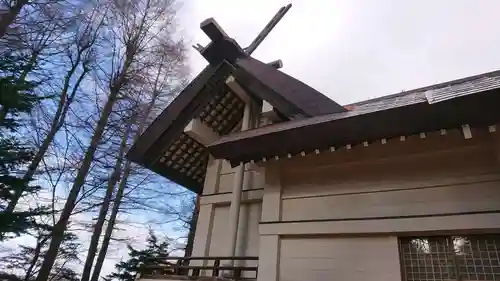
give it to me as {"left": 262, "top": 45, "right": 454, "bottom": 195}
{"left": 140, "top": 256, "right": 259, "bottom": 280}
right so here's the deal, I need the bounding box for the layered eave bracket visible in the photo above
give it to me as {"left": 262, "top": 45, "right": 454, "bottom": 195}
{"left": 127, "top": 62, "right": 238, "bottom": 193}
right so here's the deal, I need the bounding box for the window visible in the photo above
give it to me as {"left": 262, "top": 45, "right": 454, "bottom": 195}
{"left": 399, "top": 235, "right": 500, "bottom": 281}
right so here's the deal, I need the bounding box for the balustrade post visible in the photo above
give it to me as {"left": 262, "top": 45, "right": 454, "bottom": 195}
{"left": 212, "top": 259, "right": 220, "bottom": 276}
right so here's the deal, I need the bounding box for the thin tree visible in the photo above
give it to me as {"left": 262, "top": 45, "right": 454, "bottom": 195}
{"left": 88, "top": 49, "right": 188, "bottom": 281}
{"left": 79, "top": 110, "right": 136, "bottom": 281}
{"left": 35, "top": 0, "right": 185, "bottom": 279}
{"left": 81, "top": 40, "right": 187, "bottom": 281}
{"left": 4, "top": 5, "right": 104, "bottom": 213}
{"left": 89, "top": 101, "right": 171, "bottom": 281}
{"left": 184, "top": 196, "right": 199, "bottom": 258}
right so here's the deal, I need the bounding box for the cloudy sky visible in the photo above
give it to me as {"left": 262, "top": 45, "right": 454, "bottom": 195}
{"left": 179, "top": 0, "right": 500, "bottom": 105}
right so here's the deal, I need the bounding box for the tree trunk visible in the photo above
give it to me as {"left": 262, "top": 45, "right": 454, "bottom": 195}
{"left": 35, "top": 85, "right": 120, "bottom": 281}
{"left": 0, "top": 108, "right": 6, "bottom": 124}
{"left": 80, "top": 115, "right": 135, "bottom": 281}
{"left": 0, "top": 0, "right": 30, "bottom": 39}
{"left": 89, "top": 98, "right": 155, "bottom": 281}
{"left": 25, "top": 236, "right": 48, "bottom": 281}
{"left": 5, "top": 63, "right": 86, "bottom": 213}
{"left": 184, "top": 196, "right": 199, "bottom": 258}
{"left": 89, "top": 159, "right": 132, "bottom": 281}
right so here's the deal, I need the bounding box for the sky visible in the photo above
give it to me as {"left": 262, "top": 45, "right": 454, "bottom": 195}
{"left": 179, "top": 0, "right": 500, "bottom": 105}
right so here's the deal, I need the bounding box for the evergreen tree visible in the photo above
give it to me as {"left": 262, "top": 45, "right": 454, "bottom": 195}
{"left": 0, "top": 52, "right": 46, "bottom": 240}
{"left": 0, "top": 231, "right": 81, "bottom": 281}
{"left": 0, "top": 53, "right": 39, "bottom": 127}
{"left": 104, "top": 230, "right": 172, "bottom": 281}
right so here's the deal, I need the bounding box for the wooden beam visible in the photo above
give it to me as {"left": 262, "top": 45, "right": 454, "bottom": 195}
{"left": 266, "top": 59, "right": 283, "bottom": 69}
{"left": 226, "top": 76, "right": 252, "bottom": 104}
{"left": 462, "top": 124, "right": 472, "bottom": 139}
{"left": 200, "top": 18, "right": 229, "bottom": 42}
{"left": 227, "top": 57, "right": 284, "bottom": 107}
{"left": 184, "top": 118, "right": 219, "bottom": 146}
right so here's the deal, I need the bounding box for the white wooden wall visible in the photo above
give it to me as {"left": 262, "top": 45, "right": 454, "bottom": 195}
{"left": 279, "top": 237, "right": 400, "bottom": 281}
{"left": 208, "top": 203, "right": 261, "bottom": 257}
{"left": 190, "top": 157, "right": 263, "bottom": 276}
{"left": 280, "top": 144, "right": 500, "bottom": 222}
{"left": 257, "top": 128, "right": 500, "bottom": 281}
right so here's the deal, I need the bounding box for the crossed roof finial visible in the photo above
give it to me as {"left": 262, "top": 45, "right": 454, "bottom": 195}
{"left": 193, "top": 4, "right": 293, "bottom": 65}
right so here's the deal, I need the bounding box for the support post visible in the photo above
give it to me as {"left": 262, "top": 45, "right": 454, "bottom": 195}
{"left": 227, "top": 103, "right": 252, "bottom": 260}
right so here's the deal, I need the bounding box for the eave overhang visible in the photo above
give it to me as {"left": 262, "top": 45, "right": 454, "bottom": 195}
{"left": 234, "top": 57, "right": 346, "bottom": 118}
{"left": 209, "top": 72, "right": 500, "bottom": 166}
{"left": 127, "top": 57, "right": 348, "bottom": 193}
{"left": 127, "top": 62, "right": 240, "bottom": 193}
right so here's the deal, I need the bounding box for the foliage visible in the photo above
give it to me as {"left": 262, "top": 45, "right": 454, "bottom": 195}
{"left": 0, "top": 231, "right": 81, "bottom": 281}
{"left": 0, "top": 53, "right": 47, "bottom": 240}
{"left": 0, "top": 53, "right": 39, "bottom": 129}
{"left": 104, "top": 230, "right": 172, "bottom": 281}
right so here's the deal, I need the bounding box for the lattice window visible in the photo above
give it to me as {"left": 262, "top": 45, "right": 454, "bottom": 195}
{"left": 399, "top": 235, "right": 500, "bottom": 281}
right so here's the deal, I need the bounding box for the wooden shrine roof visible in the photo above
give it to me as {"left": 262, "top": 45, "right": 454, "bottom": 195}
{"left": 209, "top": 69, "right": 500, "bottom": 166}
{"left": 127, "top": 56, "right": 346, "bottom": 193}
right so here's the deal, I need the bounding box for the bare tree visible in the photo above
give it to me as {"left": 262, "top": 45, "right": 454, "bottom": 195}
{"left": 35, "top": 0, "right": 187, "bottom": 280}
{"left": 0, "top": 0, "right": 74, "bottom": 132}
{"left": 79, "top": 111, "right": 136, "bottom": 281}
{"left": 4, "top": 4, "right": 104, "bottom": 213}
{"left": 88, "top": 35, "right": 188, "bottom": 281}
